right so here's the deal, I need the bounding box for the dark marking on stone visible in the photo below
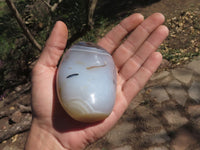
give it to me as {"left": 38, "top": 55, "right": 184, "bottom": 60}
{"left": 66, "top": 73, "right": 79, "bottom": 78}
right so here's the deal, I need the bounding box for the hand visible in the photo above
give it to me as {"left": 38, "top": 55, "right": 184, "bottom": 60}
{"left": 25, "top": 13, "right": 169, "bottom": 150}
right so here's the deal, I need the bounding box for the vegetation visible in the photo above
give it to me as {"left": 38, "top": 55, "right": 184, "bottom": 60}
{"left": 160, "top": 9, "right": 200, "bottom": 67}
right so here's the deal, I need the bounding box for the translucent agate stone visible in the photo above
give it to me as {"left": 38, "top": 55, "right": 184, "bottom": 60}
{"left": 56, "top": 42, "right": 116, "bottom": 122}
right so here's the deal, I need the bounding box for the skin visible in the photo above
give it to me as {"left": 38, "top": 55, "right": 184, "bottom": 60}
{"left": 25, "top": 13, "right": 169, "bottom": 150}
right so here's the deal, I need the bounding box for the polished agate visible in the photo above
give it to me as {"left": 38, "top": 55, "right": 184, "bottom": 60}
{"left": 56, "top": 42, "right": 116, "bottom": 122}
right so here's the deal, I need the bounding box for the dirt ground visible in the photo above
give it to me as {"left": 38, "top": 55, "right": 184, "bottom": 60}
{"left": 0, "top": 0, "right": 200, "bottom": 149}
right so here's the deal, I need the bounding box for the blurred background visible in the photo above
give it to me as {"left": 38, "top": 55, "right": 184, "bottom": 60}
{"left": 0, "top": 0, "right": 200, "bottom": 149}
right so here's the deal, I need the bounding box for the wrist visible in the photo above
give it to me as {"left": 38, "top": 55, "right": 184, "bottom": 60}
{"left": 25, "top": 119, "right": 68, "bottom": 150}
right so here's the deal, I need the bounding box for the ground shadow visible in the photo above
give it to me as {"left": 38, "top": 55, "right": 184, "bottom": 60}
{"left": 95, "top": 0, "right": 161, "bottom": 20}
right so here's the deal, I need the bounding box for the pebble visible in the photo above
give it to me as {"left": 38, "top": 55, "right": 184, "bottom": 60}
{"left": 166, "top": 80, "right": 188, "bottom": 106}
{"left": 163, "top": 110, "right": 188, "bottom": 127}
{"left": 142, "top": 129, "right": 170, "bottom": 145}
{"left": 150, "top": 71, "right": 170, "bottom": 81}
{"left": 106, "top": 122, "right": 134, "bottom": 146}
{"left": 187, "top": 59, "right": 200, "bottom": 74}
{"left": 150, "top": 86, "right": 169, "bottom": 103}
{"left": 188, "top": 81, "right": 200, "bottom": 102}
{"left": 10, "top": 111, "right": 22, "bottom": 123}
{"left": 171, "top": 68, "right": 193, "bottom": 85}
{"left": 187, "top": 105, "right": 200, "bottom": 117}
{"left": 171, "top": 128, "right": 197, "bottom": 150}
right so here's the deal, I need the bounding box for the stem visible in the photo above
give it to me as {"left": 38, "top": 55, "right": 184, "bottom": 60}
{"left": 5, "top": 0, "right": 42, "bottom": 51}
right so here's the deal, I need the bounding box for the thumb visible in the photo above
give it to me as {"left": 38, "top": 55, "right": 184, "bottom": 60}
{"left": 38, "top": 21, "right": 68, "bottom": 68}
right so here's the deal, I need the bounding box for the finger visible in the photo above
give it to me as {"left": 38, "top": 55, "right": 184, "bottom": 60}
{"left": 122, "top": 52, "right": 162, "bottom": 102}
{"left": 97, "top": 13, "right": 144, "bottom": 53}
{"left": 113, "top": 13, "right": 165, "bottom": 68}
{"left": 119, "top": 25, "right": 169, "bottom": 80}
{"left": 37, "top": 21, "right": 68, "bottom": 68}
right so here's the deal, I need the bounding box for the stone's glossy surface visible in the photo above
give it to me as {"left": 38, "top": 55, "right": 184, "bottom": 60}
{"left": 56, "top": 42, "right": 116, "bottom": 122}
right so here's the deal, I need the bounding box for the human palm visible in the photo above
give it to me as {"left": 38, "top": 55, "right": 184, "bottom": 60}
{"left": 27, "top": 13, "right": 168, "bottom": 150}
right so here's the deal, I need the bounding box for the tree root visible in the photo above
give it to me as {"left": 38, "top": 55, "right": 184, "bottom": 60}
{"left": 0, "top": 114, "right": 31, "bottom": 143}
{"left": 0, "top": 104, "right": 31, "bottom": 119}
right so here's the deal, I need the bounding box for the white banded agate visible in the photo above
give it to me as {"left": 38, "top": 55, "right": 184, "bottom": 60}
{"left": 56, "top": 42, "right": 116, "bottom": 122}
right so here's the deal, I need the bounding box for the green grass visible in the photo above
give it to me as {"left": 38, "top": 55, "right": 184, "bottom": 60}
{"left": 0, "top": 36, "right": 15, "bottom": 59}
{"left": 0, "top": 2, "right": 7, "bottom": 17}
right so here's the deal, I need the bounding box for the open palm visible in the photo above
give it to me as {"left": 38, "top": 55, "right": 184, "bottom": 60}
{"left": 26, "top": 13, "right": 169, "bottom": 150}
